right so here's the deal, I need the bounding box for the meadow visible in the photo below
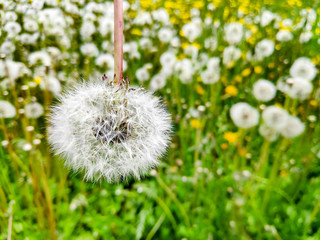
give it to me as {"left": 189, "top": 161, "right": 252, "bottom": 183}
{"left": 1, "top": 0, "right": 320, "bottom": 239}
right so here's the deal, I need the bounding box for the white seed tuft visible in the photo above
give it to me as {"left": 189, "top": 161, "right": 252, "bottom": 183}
{"left": 48, "top": 79, "right": 172, "bottom": 183}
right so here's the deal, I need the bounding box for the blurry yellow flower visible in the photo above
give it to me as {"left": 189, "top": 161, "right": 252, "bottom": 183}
{"left": 193, "top": 1, "right": 204, "bottom": 8}
{"left": 34, "top": 76, "right": 42, "bottom": 85}
{"left": 181, "top": 43, "right": 188, "bottom": 49}
{"left": 234, "top": 76, "right": 242, "bottom": 83}
{"left": 221, "top": 143, "right": 228, "bottom": 150}
{"left": 268, "top": 62, "right": 275, "bottom": 69}
{"left": 311, "top": 58, "right": 318, "bottom": 64}
{"left": 310, "top": 100, "right": 318, "bottom": 107}
{"left": 128, "top": 12, "right": 136, "bottom": 19}
{"left": 164, "top": 2, "right": 176, "bottom": 8}
{"left": 191, "top": 119, "right": 201, "bottom": 128}
{"left": 316, "top": 28, "right": 320, "bottom": 35}
{"left": 223, "top": 8, "right": 230, "bottom": 20}
{"left": 268, "top": 73, "right": 275, "bottom": 79}
{"left": 246, "top": 36, "right": 255, "bottom": 45}
{"left": 131, "top": 28, "right": 142, "bottom": 36}
{"left": 275, "top": 103, "right": 283, "bottom": 108}
{"left": 238, "top": 148, "right": 247, "bottom": 157}
{"left": 241, "top": 68, "right": 251, "bottom": 77}
{"left": 225, "top": 86, "right": 238, "bottom": 96}
{"left": 140, "top": 0, "right": 152, "bottom": 8}
{"left": 219, "top": 76, "right": 227, "bottom": 85}
{"left": 170, "top": 17, "right": 179, "bottom": 24}
{"left": 275, "top": 44, "right": 281, "bottom": 50}
{"left": 178, "top": 53, "right": 186, "bottom": 59}
{"left": 196, "top": 84, "right": 205, "bottom": 95}
{"left": 280, "top": 170, "right": 288, "bottom": 178}
{"left": 254, "top": 66, "right": 263, "bottom": 74}
{"left": 224, "top": 132, "right": 238, "bottom": 144}
{"left": 192, "top": 43, "right": 201, "bottom": 50}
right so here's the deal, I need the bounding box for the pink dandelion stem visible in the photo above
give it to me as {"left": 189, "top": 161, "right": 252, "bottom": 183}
{"left": 114, "top": 0, "right": 123, "bottom": 84}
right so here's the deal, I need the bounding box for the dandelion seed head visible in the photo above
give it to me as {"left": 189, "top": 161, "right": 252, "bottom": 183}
{"left": 0, "top": 100, "right": 16, "bottom": 118}
{"left": 24, "top": 102, "right": 44, "bottom": 119}
{"left": 48, "top": 79, "right": 172, "bottom": 183}
{"left": 262, "top": 106, "right": 289, "bottom": 131}
{"left": 253, "top": 79, "right": 277, "bottom": 102}
{"left": 290, "top": 57, "right": 317, "bottom": 81}
{"left": 230, "top": 102, "right": 259, "bottom": 129}
{"left": 280, "top": 116, "right": 305, "bottom": 138}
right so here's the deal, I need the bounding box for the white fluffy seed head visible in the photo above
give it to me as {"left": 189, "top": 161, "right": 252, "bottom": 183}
{"left": 281, "top": 77, "right": 313, "bottom": 100}
{"left": 290, "top": 57, "right": 317, "bottom": 81}
{"left": 24, "top": 102, "right": 44, "bottom": 119}
{"left": 280, "top": 116, "right": 305, "bottom": 138}
{"left": 253, "top": 79, "right": 277, "bottom": 102}
{"left": 262, "top": 106, "right": 289, "bottom": 131}
{"left": 230, "top": 102, "right": 260, "bottom": 129}
{"left": 0, "top": 100, "right": 16, "bottom": 118}
{"left": 259, "top": 124, "right": 279, "bottom": 142}
{"left": 48, "top": 79, "right": 172, "bottom": 183}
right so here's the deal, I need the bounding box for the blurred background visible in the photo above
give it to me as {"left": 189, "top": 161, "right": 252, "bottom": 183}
{"left": 1, "top": 0, "right": 320, "bottom": 239}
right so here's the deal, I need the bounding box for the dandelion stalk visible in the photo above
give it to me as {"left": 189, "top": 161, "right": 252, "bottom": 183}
{"left": 114, "top": 0, "right": 123, "bottom": 84}
{"left": 257, "top": 140, "right": 271, "bottom": 177}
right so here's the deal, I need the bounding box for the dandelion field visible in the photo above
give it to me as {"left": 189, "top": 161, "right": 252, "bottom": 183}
{"left": 1, "top": 0, "right": 320, "bottom": 239}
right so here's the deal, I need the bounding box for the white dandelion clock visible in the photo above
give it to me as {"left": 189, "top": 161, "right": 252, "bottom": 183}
{"left": 24, "top": 102, "right": 44, "bottom": 119}
{"left": 280, "top": 116, "right": 305, "bottom": 138}
{"left": 289, "top": 57, "right": 317, "bottom": 81}
{"left": 48, "top": 78, "right": 172, "bottom": 182}
{"left": 262, "top": 106, "right": 289, "bottom": 131}
{"left": 252, "top": 79, "right": 277, "bottom": 102}
{"left": 281, "top": 77, "right": 313, "bottom": 100}
{"left": 259, "top": 124, "right": 279, "bottom": 142}
{"left": 230, "top": 102, "right": 260, "bottom": 129}
{"left": 0, "top": 100, "right": 16, "bottom": 118}
{"left": 224, "top": 22, "right": 243, "bottom": 45}
{"left": 255, "top": 39, "right": 274, "bottom": 61}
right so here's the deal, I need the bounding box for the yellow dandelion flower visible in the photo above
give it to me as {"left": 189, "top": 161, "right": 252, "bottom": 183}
{"left": 181, "top": 42, "right": 189, "bottom": 49}
{"left": 241, "top": 68, "right": 251, "bottom": 77}
{"left": 268, "top": 73, "right": 275, "bottom": 79}
{"left": 34, "top": 76, "right": 42, "bottom": 85}
{"left": 280, "top": 170, "right": 288, "bottom": 178}
{"left": 310, "top": 100, "right": 318, "bottom": 107}
{"left": 238, "top": 148, "right": 247, "bottom": 157}
{"left": 275, "top": 103, "right": 283, "bottom": 108}
{"left": 192, "top": 42, "right": 201, "bottom": 50}
{"left": 191, "top": 119, "right": 201, "bottom": 128}
{"left": 223, "top": 132, "right": 238, "bottom": 144}
{"left": 221, "top": 143, "right": 229, "bottom": 150}
{"left": 178, "top": 53, "right": 186, "bottom": 60}
{"left": 234, "top": 76, "right": 242, "bottom": 83}
{"left": 268, "top": 62, "right": 275, "bottom": 69}
{"left": 221, "top": 76, "right": 228, "bottom": 84}
{"left": 193, "top": 1, "right": 204, "bottom": 8}
{"left": 131, "top": 28, "right": 142, "bottom": 36}
{"left": 196, "top": 84, "right": 205, "bottom": 95}
{"left": 225, "top": 86, "right": 238, "bottom": 96}
{"left": 254, "top": 66, "right": 263, "bottom": 74}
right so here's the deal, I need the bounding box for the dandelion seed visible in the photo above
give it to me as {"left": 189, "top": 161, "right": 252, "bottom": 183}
{"left": 48, "top": 78, "right": 171, "bottom": 183}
